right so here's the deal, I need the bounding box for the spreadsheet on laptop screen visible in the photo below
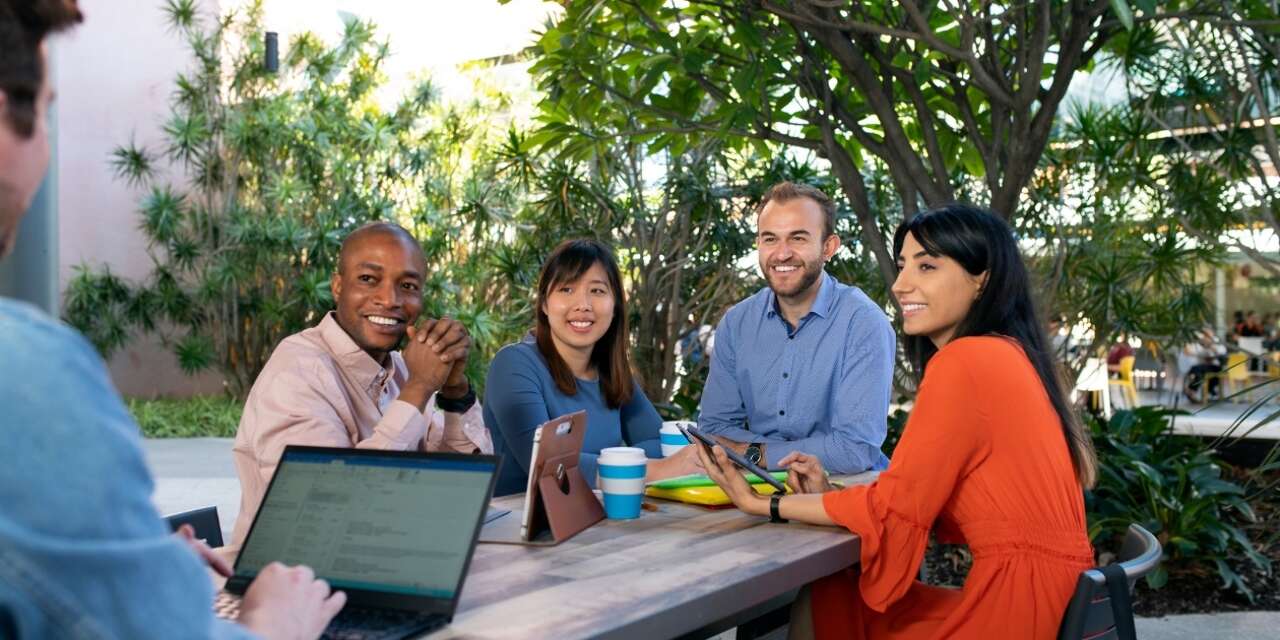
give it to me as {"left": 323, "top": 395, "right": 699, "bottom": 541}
{"left": 235, "top": 452, "right": 493, "bottom": 599}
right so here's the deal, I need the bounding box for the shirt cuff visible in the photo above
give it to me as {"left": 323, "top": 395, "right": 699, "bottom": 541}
{"left": 379, "top": 400, "right": 430, "bottom": 449}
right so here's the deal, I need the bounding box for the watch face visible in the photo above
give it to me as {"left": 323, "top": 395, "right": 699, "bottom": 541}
{"left": 746, "top": 445, "right": 761, "bottom": 465}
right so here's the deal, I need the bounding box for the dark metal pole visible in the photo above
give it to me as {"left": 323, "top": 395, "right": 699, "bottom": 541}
{"left": 264, "top": 31, "right": 278, "bottom": 73}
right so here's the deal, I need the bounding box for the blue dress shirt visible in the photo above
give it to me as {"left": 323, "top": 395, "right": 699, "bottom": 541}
{"left": 697, "top": 272, "right": 894, "bottom": 473}
{"left": 483, "top": 336, "right": 663, "bottom": 496}
{"left": 0, "top": 299, "right": 253, "bottom": 639}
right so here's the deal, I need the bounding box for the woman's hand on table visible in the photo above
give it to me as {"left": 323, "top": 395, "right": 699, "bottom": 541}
{"left": 778, "top": 452, "right": 834, "bottom": 494}
{"left": 645, "top": 443, "right": 704, "bottom": 482}
{"left": 692, "top": 442, "right": 769, "bottom": 517}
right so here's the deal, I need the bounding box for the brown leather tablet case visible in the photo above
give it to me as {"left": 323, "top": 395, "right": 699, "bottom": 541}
{"left": 480, "top": 411, "right": 604, "bottom": 545}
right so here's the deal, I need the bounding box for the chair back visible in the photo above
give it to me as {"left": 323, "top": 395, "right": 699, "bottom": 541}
{"left": 164, "top": 505, "right": 224, "bottom": 548}
{"left": 1117, "top": 356, "right": 1135, "bottom": 383}
{"left": 1225, "top": 352, "right": 1249, "bottom": 382}
{"left": 1057, "top": 524, "right": 1161, "bottom": 640}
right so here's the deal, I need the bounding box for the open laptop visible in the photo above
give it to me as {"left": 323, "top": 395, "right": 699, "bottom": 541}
{"left": 214, "top": 445, "right": 499, "bottom": 640}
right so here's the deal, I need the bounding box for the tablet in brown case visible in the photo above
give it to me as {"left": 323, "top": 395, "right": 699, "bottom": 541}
{"left": 480, "top": 411, "right": 604, "bottom": 545}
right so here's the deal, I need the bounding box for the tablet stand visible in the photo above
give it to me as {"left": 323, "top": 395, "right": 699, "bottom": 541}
{"left": 530, "top": 452, "right": 604, "bottom": 543}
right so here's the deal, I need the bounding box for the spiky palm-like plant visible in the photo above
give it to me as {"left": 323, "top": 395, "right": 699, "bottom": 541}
{"left": 64, "top": 0, "right": 514, "bottom": 395}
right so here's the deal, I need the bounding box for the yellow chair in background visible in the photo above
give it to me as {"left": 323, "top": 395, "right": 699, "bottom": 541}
{"left": 1266, "top": 355, "right": 1280, "bottom": 400}
{"left": 1109, "top": 355, "right": 1140, "bottom": 408}
{"left": 1209, "top": 352, "right": 1252, "bottom": 402}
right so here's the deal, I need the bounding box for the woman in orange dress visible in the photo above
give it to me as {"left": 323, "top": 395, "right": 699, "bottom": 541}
{"left": 696, "top": 204, "right": 1098, "bottom": 639}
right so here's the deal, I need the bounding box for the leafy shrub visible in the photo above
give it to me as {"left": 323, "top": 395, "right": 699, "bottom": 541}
{"left": 61, "top": 1, "right": 776, "bottom": 408}
{"left": 1086, "top": 407, "right": 1271, "bottom": 600}
{"left": 63, "top": 0, "right": 516, "bottom": 395}
{"left": 126, "top": 396, "right": 242, "bottom": 438}
{"left": 883, "top": 400, "right": 911, "bottom": 458}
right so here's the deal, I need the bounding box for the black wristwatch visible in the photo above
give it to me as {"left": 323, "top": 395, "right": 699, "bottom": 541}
{"left": 435, "top": 384, "right": 476, "bottom": 414}
{"left": 745, "top": 442, "right": 764, "bottom": 466}
{"left": 769, "top": 492, "right": 788, "bottom": 524}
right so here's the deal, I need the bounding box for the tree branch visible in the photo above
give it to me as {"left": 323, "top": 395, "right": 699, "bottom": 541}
{"left": 815, "top": 116, "right": 899, "bottom": 292}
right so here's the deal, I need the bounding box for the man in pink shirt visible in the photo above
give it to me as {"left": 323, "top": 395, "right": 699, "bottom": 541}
{"left": 227, "top": 222, "right": 492, "bottom": 556}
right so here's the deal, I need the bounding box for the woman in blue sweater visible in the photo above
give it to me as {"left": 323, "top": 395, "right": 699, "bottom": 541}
{"left": 484, "top": 239, "right": 702, "bottom": 495}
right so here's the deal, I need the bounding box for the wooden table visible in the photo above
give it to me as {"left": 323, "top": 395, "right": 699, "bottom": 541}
{"left": 428, "top": 472, "right": 875, "bottom": 640}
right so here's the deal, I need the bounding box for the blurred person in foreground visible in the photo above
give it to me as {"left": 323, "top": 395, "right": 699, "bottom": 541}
{"left": 0, "top": 2, "right": 343, "bottom": 637}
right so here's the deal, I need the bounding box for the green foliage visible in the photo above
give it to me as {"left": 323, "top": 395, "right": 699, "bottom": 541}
{"left": 60, "top": 1, "right": 786, "bottom": 408}
{"left": 59, "top": 1, "right": 1256, "bottom": 427}
{"left": 1101, "top": 1, "right": 1280, "bottom": 278}
{"left": 1026, "top": 99, "right": 1220, "bottom": 367}
{"left": 126, "top": 395, "right": 241, "bottom": 438}
{"left": 526, "top": 0, "right": 1217, "bottom": 391}
{"left": 63, "top": 1, "right": 517, "bottom": 395}
{"left": 63, "top": 265, "right": 137, "bottom": 355}
{"left": 528, "top": 0, "right": 1139, "bottom": 295}
{"left": 883, "top": 401, "right": 911, "bottom": 458}
{"left": 466, "top": 131, "right": 778, "bottom": 405}
{"left": 1087, "top": 407, "right": 1271, "bottom": 600}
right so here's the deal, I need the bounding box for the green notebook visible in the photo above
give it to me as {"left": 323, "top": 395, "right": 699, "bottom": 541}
{"left": 648, "top": 471, "right": 789, "bottom": 490}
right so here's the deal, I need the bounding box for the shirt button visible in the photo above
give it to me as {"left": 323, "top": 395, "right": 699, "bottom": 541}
{"left": 782, "top": 373, "right": 788, "bottom": 378}
{"left": 779, "top": 410, "right": 786, "bottom": 416}
{"left": 788, "top": 335, "right": 795, "bottom": 340}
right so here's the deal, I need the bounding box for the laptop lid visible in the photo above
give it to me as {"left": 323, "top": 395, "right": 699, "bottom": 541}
{"left": 227, "top": 445, "right": 498, "bottom": 617}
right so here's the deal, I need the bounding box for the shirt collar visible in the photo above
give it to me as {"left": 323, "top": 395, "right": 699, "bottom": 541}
{"left": 764, "top": 270, "right": 836, "bottom": 321}
{"left": 318, "top": 311, "right": 394, "bottom": 392}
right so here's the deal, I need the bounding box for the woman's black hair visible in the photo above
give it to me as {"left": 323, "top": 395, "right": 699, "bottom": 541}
{"left": 893, "top": 204, "right": 1097, "bottom": 487}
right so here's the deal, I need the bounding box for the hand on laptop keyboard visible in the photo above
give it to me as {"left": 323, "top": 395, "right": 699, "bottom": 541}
{"left": 238, "top": 562, "right": 347, "bottom": 640}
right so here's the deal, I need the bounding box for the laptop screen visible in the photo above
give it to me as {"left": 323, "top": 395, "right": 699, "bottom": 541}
{"left": 234, "top": 449, "right": 495, "bottom": 601}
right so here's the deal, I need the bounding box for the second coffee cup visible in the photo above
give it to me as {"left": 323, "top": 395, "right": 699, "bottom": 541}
{"left": 660, "top": 420, "right": 694, "bottom": 457}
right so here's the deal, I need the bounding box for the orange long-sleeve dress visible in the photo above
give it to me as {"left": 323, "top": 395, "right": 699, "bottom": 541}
{"left": 813, "top": 336, "right": 1094, "bottom": 639}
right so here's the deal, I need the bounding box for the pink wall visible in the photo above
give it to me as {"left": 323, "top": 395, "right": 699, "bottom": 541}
{"left": 53, "top": 0, "right": 224, "bottom": 396}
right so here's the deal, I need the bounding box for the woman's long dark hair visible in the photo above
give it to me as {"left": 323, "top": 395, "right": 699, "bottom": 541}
{"left": 534, "top": 239, "right": 634, "bottom": 408}
{"left": 893, "top": 204, "right": 1097, "bottom": 488}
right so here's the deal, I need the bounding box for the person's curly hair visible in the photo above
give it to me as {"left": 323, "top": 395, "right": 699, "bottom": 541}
{"left": 0, "top": 0, "right": 82, "bottom": 138}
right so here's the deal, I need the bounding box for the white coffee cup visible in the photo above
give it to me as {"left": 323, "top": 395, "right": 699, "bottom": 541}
{"left": 660, "top": 420, "right": 694, "bottom": 457}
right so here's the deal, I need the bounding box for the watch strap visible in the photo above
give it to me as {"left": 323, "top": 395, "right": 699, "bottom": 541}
{"left": 769, "top": 491, "right": 788, "bottom": 524}
{"left": 435, "top": 385, "right": 476, "bottom": 414}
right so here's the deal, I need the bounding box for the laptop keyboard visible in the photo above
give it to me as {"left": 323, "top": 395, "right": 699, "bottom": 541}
{"left": 214, "top": 591, "right": 242, "bottom": 620}
{"left": 213, "top": 592, "right": 444, "bottom": 640}
{"left": 322, "top": 607, "right": 445, "bottom": 640}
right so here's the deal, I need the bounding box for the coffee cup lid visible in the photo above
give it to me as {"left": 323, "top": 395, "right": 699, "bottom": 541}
{"left": 599, "top": 446, "right": 647, "bottom": 464}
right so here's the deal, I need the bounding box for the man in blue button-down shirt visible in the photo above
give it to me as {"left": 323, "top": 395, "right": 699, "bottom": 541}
{"left": 698, "top": 182, "right": 894, "bottom": 474}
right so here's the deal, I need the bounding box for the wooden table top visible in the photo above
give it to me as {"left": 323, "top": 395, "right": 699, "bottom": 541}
{"left": 428, "top": 472, "right": 875, "bottom": 640}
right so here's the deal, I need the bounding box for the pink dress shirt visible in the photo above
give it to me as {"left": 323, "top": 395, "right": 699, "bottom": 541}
{"left": 225, "top": 312, "right": 491, "bottom": 556}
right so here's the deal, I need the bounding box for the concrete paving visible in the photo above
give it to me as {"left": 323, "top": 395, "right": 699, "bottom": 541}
{"left": 144, "top": 437, "right": 242, "bottom": 541}
{"left": 143, "top": 437, "right": 1279, "bottom": 639}
{"left": 1125, "top": 389, "right": 1280, "bottom": 440}
{"left": 1135, "top": 611, "right": 1280, "bottom": 638}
